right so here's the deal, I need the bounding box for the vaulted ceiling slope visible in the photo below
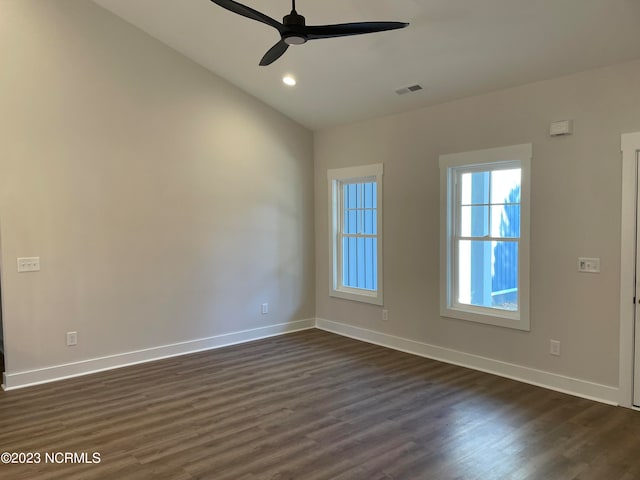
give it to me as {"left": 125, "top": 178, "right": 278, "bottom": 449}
{"left": 93, "top": 0, "right": 640, "bottom": 131}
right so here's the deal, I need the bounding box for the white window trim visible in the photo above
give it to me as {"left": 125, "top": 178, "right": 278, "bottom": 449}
{"left": 328, "top": 163, "right": 383, "bottom": 305}
{"left": 439, "top": 144, "right": 531, "bottom": 331}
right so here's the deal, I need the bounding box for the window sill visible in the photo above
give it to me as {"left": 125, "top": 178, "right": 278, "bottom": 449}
{"left": 441, "top": 305, "right": 529, "bottom": 331}
{"left": 330, "top": 288, "right": 383, "bottom": 306}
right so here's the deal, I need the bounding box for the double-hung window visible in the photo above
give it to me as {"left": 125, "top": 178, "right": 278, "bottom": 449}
{"left": 440, "top": 144, "right": 531, "bottom": 330}
{"left": 328, "top": 164, "right": 383, "bottom": 305}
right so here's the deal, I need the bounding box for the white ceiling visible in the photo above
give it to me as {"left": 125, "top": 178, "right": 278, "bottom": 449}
{"left": 92, "top": 0, "right": 640, "bottom": 131}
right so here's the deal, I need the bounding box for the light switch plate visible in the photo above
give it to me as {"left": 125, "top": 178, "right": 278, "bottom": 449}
{"left": 17, "top": 257, "right": 40, "bottom": 272}
{"left": 578, "top": 257, "right": 600, "bottom": 273}
{"left": 66, "top": 331, "right": 78, "bottom": 346}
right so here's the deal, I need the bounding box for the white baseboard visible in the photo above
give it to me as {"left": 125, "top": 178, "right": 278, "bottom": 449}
{"left": 316, "top": 318, "right": 619, "bottom": 406}
{"left": 2, "top": 319, "right": 315, "bottom": 390}
{"left": 2, "top": 317, "right": 621, "bottom": 406}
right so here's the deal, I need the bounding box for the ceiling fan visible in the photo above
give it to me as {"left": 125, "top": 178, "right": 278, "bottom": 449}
{"left": 210, "top": 0, "right": 409, "bottom": 66}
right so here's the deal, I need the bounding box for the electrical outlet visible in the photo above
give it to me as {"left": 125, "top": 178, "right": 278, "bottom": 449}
{"left": 550, "top": 339, "right": 560, "bottom": 356}
{"left": 261, "top": 303, "right": 269, "bottom": 315}
{"left": 382, "top": 309, "right": 389, "bottom": 322}
{"left": 66, "top": 331, "right": 78, "bottom": 346}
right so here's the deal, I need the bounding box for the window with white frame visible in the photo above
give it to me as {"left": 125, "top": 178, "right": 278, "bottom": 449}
{"left": 440, "top": 144, "right": 531, "bottom": 330}
{"left": 328, "top": 164, "right": 383, "bottom": 305}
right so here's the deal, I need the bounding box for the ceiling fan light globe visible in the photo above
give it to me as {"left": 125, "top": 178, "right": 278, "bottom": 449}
{"left": 284, "top": 35, "right": 306, "bottom": 45}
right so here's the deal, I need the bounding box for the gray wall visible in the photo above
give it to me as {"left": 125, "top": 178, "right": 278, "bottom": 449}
{"left": 315, "top": 59, "right": 640, "bottom": 388}
{"left": 0, "top": 1, "right": 315, "bottom": 374}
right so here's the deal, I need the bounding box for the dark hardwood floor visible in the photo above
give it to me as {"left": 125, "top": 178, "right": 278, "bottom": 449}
{"left": 0, "top": 329, "right": 639, "bottom": 480}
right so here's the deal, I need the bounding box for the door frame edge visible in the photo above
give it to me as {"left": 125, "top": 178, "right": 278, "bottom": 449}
{"left": 620, "top": 131, "right": 640, "bottom": 407}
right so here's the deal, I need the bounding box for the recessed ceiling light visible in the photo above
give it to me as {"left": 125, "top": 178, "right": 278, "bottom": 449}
{"left": 282, "top": 75, "right": 297, "bottom": 86}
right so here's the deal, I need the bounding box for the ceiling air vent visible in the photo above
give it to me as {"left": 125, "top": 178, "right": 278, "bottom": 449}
{"left": 395, "top": 84, "right": 424, "bottom": 96}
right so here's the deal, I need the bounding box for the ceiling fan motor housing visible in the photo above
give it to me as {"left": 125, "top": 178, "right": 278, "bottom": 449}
{"left": 283, "top": 11, "right": 305, "bottom": 27}
{"left": 283, "top": 11, "right": 307, "bottom": 45}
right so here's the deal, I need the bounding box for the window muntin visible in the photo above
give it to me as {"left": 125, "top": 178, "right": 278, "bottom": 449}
{"left": 328, "top": 164, "right": 383, "bottom": 305}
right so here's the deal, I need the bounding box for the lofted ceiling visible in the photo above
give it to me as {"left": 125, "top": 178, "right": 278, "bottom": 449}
{"left": 92, "top": 0, "right": 640, "bottom": 131}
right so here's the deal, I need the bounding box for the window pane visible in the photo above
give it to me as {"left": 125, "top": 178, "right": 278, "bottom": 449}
{"left": 461, "top": 171, "right": 490, "bottom": 206}
{"left": 490, "top": 169, "right": 521, "bottom": 204}
{"left": 363, "top": 209, "right": 376, "bottom": 235}
{"left": 356, "top": 237, "right": 365, "bottom": 287}
{"left": 344, "top": 236, "right": 357, "bottom": 286}
{"left": 345, "top": 183, "right": 357, "bottom": 209}
{"left": 460, "top": 206, "right": 489, "bottom": 237}
{"left": 457, "top": 240, "right": 518, "bottom": 311}
{"left": 364, "top": 182, "right": 374, "bottom": 209}
{"left": 491, "top": 205, "right": 520, "bottom": 238}
{"left": 343, "top": 209, "right": 352, "bottom": 234}
{"left": 343, "top": 181, "right": 377, "bottom": 236}
{"left": 343, "top": 209, "right": 360, "bottom": 234}
{"left": 342, "top": 236, "right": 350, "bottom": 286}
{"left": 370, "top": 238, "right": 378, "bottom": 290}
{"left": 492, "top": 241, "right": 518, "bottom": 310}
{"left": 342, "top": 235, "right": 377, "bottom": 291}
{"left": 343, "top": 182, "right": 378, "bottom": 235}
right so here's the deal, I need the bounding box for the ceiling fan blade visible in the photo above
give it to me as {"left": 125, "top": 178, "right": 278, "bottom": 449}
{"left": 305, "top": 21, "right": 409, "bottom": 40}
{"left": 210, "top": 0, "right": 283, "bottom": 31}
{"left": 259, "top": 40, "right": 289, "bottom": 66}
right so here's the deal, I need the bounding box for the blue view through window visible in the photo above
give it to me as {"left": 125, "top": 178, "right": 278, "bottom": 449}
{"left": 342, "top": 181, "right": 377, "bottom": 291}
{"left": 458, "top": 168, "right": 521, "bottom": 311}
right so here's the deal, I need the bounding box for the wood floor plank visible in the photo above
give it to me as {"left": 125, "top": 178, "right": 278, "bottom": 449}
{"left": 1, "top": 329, "right": 640, "bottom": 479}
